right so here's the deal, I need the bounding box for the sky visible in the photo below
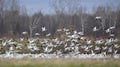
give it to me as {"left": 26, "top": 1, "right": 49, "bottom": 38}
{"left": 19, "top": 0, "right": 120, "bottom": 14}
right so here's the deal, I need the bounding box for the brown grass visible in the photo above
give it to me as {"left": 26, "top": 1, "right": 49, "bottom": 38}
{"left": 0, "top": 58, "right": 120, "bottom": 67}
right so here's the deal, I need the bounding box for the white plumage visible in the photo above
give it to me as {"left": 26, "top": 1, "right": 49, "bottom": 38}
{"left": 35, "top": 33, "right": 40, "bottom": 36}
{"left": 106, "top": 29, "right": 110, "bottom": 33}
{"left": 46, "top": 33, "right": 51, "bottom": 37}
{"left": 22, "top": 31, "right": 28, "bottom": 35}
{"left": 93, "top": 26, "right": 99, "bottom": 31}
{"left": 95, "top": 16, "right": 101, "bottom": 19}
{"left": 41, "top": 26, "right": 47, "bottom": 32}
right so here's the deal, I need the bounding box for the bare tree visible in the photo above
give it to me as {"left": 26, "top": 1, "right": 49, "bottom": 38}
{"left": 50, "top": 0, "right": 81, "bottom": 14}
{"left": 0, "top": 0, "right": 5, "bottom": 35}
{"left": 29, "top": 14, "right": 41, "bottom": 38}
{"left": 50, "top": 0, "right": 83, "bottom": 30}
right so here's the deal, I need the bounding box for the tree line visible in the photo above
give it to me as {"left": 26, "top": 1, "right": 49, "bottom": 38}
{"left": 0, "top": 0, "right": 120, "bottom": 38}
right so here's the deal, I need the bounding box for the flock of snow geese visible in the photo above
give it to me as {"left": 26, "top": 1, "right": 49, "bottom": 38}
{"left": 0, "top": 29, "right": 119, "bottom": 58}
{"left": 0, "top": 20, "right": 119, "bottom": 58}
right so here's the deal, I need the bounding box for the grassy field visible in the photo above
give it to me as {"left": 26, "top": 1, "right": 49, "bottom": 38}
{"left": 0, "top": 58, "right": 120, "bottom": 67}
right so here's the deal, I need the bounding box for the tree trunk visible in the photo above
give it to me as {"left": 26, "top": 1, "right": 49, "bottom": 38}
{"left": 29, "top": 26, "right": 33, "bottom": 38}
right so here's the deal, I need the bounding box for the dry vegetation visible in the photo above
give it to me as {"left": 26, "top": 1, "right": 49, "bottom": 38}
{"left": 0, "top": 58, "right": 120, "bottom": 67}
